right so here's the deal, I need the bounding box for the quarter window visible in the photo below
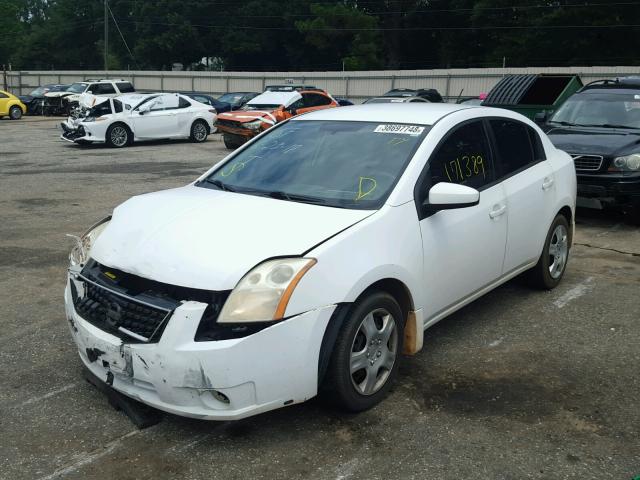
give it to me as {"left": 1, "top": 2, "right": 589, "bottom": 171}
{"left": 427, "top": 120, "right": 494, "bottom": 191}
{"left": 0, "top": 92, "right": 8, "bottom": 98}
{"left": 178, "top": 97, "right": 191, "bottom": 109}
{"left": 489, "top": 119, "right": 541, "bottom": 176}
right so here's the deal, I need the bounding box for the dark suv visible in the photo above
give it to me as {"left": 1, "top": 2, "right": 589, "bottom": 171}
{"left": 542, "top": 77, "right": 640, "bottom": 223}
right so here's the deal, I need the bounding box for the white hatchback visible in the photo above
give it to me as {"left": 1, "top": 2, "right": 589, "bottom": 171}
{"left": 64, "top": 103, "right": 576, "bottom": 420}
{"left": 60, "top": 93, "right": 216, "bottom": 147}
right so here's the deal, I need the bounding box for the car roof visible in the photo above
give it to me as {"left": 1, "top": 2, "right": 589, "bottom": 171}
{"left": 248, "top": 90, "right": 302, "bottom": 107}
{"left": 292, "top": 103, "right": 475, "bottom": 125}
{"left": 578, "top": 88, "right": 640, "bottom": 95}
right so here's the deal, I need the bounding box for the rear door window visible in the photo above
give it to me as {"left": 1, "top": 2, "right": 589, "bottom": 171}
{"left": 489, "top": 119, "right": 540, "bottom": 177}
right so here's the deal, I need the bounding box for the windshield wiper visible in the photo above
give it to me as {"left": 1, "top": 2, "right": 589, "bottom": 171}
{"left": 264, "top": 190, "right": 329, "bottom": 205}
{"left": 199, "top": 178, "right": 236, "bottom": 192}
{"left": 583, "top": 123, "right": 638, "bottom": 130}
{"left": 548, "top": 120, "right": 580, "bottom": 127}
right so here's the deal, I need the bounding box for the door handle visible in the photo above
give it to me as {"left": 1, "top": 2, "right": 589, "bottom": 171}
{"left": 489, "top": 204, "right": 507, "bottom": 219}
{"left": 542, "top": 177, "right": 554, "bottom": 190}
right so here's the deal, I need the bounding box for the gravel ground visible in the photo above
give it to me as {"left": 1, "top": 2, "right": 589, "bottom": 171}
{"left": 1, "top": 117, "right": 639, "bottom": 480}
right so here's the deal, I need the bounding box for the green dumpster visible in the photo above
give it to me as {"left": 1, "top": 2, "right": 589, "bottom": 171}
{"left": 481, "top": 74, "right": 583, "bottom": 120}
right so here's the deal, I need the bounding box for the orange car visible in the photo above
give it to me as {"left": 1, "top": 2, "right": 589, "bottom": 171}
{"left": 216, "top": 88, "right": 338, "bottom": 149}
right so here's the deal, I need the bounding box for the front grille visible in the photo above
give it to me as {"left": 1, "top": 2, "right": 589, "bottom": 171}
{"left": 72, "top": 259, "right": 230, "bottom": 343}
{"left": 74, "top": 278, "right": 172, "bottom": 342}
{"left": 570, "top": 154, "right": 604, "bottom": 172}
{"left": 216, "top": 119, "right": 243, "bottom": 129}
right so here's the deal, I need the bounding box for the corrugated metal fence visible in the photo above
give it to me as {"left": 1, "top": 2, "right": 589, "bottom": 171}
{"left": 4, "top": 66, "right": 640, "bottom": 103}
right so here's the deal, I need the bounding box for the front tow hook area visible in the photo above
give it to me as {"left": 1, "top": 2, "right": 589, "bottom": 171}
{"left": 82, "top": 366, "right": 163, "bottom": 429}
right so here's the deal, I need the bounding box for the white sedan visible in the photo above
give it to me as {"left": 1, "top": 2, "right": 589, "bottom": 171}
{"left": 60, "top": 93, "right": 216, "bottom": 147}
{"left": 64, "top": 103, "right": 576, "bottom": 419}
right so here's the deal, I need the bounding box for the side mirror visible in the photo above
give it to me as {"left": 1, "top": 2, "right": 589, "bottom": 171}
{"left": 534, "top": 112, "right": 548, "bottom": 125}
{"left": 86, "top": 90, "right": 93, "bottom": 94}
{"left": 423, "top": 182, "right": 480, "bottom": 215}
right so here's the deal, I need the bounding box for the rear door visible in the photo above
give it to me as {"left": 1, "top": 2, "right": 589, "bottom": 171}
{"left": 417, "top": 119, "right": 508, "bottom": 322}
{"left": 487, "top": 118, "right": 556, "bottom": 273}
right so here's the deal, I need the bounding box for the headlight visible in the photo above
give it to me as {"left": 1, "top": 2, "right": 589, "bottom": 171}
{"left": 218, "top": 258, "right": 316, "bottom": 323}
{"left": 244, "top": 119, "right": 263, "bottom": 131}
{"left": 68, "top": 216, "right": 111, "bottom": 267}
{"left": 611, "top": 154, "right": 640, "bottom": 172}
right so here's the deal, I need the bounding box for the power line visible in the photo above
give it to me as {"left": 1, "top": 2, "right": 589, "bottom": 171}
{"left": 107, "top": 2, "right": 138, "bottom": 67}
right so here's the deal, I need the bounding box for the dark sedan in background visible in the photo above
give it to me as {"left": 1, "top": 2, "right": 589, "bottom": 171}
{"left": 542, "top": 77, "right": 640, "bottom": 224}
{"left": 19, "top": 84, "right": 70, "bottom": 115}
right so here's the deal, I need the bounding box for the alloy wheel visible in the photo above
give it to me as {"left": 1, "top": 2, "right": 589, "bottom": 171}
{"left": 193, "top": 122, "right": 207, "bottom": 141}
{"left": 548, "top": 224, "right": 568, "bottom": 279}
{"left": 349, "top": 308, "right": 398, "bottom": 396}
{"left": 111, "top": 126, "right": 128, "bottom": 147}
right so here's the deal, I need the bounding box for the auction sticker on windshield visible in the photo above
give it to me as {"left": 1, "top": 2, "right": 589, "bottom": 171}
{"left": 374, "top": 124, "right": 425, "bottom": 135}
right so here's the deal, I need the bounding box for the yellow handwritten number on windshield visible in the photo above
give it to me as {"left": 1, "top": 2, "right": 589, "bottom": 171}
{"left": 355, "top": 176, "right": 377, "bottom": 201}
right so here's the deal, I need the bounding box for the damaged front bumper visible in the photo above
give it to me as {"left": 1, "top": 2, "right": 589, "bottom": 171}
{"left": 64, "top": 275, "right": 334, "bottom": 420}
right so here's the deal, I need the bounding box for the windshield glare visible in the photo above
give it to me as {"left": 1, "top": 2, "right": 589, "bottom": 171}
{"left": 551, "top": 93, "right": 640, "bottom": 128}
{"left": 203, "top": 120, "right": 428, "bottom": 209}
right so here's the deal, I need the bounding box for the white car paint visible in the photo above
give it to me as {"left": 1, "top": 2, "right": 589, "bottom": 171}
{"left": 64, "top": 103, "right": 576, "bottom": 420}
{"left": 60, "top": 93, "right": 216, "bottom": 145}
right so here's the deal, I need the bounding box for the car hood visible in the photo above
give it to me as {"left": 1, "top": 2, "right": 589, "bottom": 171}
{"left": 546, "top": 125, "right": 640, "bottom": 157}
{"left": 45, "top": 91, "right": 72, "bottom": 98}
{"left": 218, "top": 110, "right": 279, "bottom": 125}
{"left": 90, "top": 186, "right": 373, "bottom": 291}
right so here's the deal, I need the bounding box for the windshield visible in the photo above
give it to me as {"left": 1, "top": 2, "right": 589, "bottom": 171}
{"left": 67, "top": 83, "right": 87, "bottom": 94}
{"left": 201, "top": 120, "right": 428, "bottom": 209}
{"left": 218, "top": 93, "right": 244, "bottom": 104}
{"left": 29, "top": 86, "right": 47, "bottom": 96}
{"left": 550, "top": 92, "right": 640, "bottom": 129}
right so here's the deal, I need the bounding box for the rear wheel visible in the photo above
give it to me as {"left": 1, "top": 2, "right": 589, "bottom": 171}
{"left": 9, "top": 106, "right": 22, "bottom": 120}
{"left": 190, "top": 120, "right": 209, "bottom": 143}
{"left": 526, "top": 214, "right": 570, "bottom": 289}
{"left": 223, "top": 134, "right": 244, "bottom": 150}
{"left": 323, "top": 291, "right": 404, "bottom": 412}
{"left": 106, "top": 123, "right": 131, "bottom": 148}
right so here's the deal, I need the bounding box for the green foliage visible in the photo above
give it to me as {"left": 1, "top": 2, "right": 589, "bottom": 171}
{"left": 1, "top": 0, "right": 640, "bottom": 71}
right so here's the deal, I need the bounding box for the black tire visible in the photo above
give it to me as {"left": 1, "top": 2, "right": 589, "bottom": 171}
{"left": 323, "top": 291, "right": 404, "bottom": 412}
{"left": 9, "top": 106, "right": 22, "bottom": 120}
{"left": 190, "top": 120, "right": 209, "bottom": 143}
{"left": 105, "top": 123, "right": 131, "bottom": 148}
{"left": 223, "top": 134, "right": 244, "bottom": 150}
{"left": 526, "top": 214, "right": 570, "bottom": 289}
{"left": 626, "top": 199, "right": 640, "bottom": 226}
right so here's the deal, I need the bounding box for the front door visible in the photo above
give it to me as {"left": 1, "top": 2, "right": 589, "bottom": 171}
{"left": 417, "top": 120, "right": 508, "bottom": 323}
{"left": 133, "top": 95, "right": 179, "bottom": 139}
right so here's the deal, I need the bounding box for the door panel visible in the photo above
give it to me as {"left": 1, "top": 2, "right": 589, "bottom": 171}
{"left": 417, "top": 119, "right": 508, "bottom": 321}
{"left": 132, "top": 95, "right": 179, "bottom": 138}
{"left": 420, "top": 183, "right": 508, "bottom": 319}
{"left": 488, "top": 119, "right": 556, "bottom": 272}
{"left": 502, "top": 162, "right": 555, "bottom": 272}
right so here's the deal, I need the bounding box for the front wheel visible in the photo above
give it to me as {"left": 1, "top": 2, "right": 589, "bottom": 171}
{"left": 190, "top": 120, "right": 209, "bottom": 143}
{"left": 9, "top": 106, "right": 22, "bottom": 120}
{"left": 223, "top": 134, "right": 244, "bottom": 150}
{"left": 323, "top": 291, "right": 404, "bottom": 412}
{"left": 526, "top": 214, "right": 570, "bottom": 289}
{"left": 106, "top": 123, "right": 131, "bottom": 148}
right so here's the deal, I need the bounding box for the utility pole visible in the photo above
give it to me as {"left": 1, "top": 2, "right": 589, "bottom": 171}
{"left": 104, "top": 0, "right": 109, "bottom": 73}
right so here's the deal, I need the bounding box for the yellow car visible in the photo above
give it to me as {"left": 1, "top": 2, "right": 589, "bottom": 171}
{"left": 0, "top": 90, "right": 27, "bottom": 120}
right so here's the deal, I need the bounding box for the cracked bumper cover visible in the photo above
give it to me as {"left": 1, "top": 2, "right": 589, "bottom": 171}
{"left": 64, "top": 277, "right": 335, "bottom": 420}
